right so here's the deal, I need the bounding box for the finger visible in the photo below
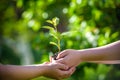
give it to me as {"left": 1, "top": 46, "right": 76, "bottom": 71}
{"left": 49, "top": 56, "right": 52, "bottom": 62}
{"left": 49, "top": 56, "right": 56, "bottom": 63}
{"left": 56, "top": 50, "right": 68, "bottom": 59}
{"left": 59, "top": 70, "right": 72, "bottom": 79}
{"left": 57, "top": 63, "right": 69, "bottom": 70}
{"left": 56, "top": 58, "right": 66, "bottom": 64}
{"left": 60, "top": 67, "right": 76, "bottom": 78}
{"left": 69, "top": 67, "right": 76, "bottom": 75}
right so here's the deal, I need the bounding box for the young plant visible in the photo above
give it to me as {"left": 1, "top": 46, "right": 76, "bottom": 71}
{"left": 43, "top": 17, "right": 61, "bottom": 59}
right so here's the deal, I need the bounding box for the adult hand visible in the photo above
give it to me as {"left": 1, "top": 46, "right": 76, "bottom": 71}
{"left": 56, "top": 49, "right": 81, "bottom": 67}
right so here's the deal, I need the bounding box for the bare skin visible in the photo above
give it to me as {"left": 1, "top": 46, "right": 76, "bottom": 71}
{"left": 56, "top": 41, "right": 120, "bottom": 67}
{"left": 0, "top": 62, "right": 75, "bottom": 80}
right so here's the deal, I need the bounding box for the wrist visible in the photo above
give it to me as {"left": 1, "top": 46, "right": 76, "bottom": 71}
{"left": 38, "top": 64, "right": 50, "bottom": 77}
{"left": 77, "top": 49, "right": 91, "bottom": 62}
{"left": 30, "top": 64, "right": 48, "bottom": 77}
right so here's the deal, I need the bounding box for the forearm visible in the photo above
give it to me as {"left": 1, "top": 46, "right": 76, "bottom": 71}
{"left": 0, "top": 64, "right": 46, "bottom": 80}
{"left": 78, "top": 41, "right": 120, "bottom": 62}
{"left": 87, "top": 60, "right": 120, "bottom": 64}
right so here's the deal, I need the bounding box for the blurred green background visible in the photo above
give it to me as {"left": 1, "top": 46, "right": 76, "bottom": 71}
{"left": 0, "top": 0, "right": 120, "bottom": 80}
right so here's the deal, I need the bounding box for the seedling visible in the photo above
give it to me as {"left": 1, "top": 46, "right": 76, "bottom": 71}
{"left": 43, "top": 17, "right": 75, "bottom": 59}
{"left": 43, "top": 17, "right": 61, "bottom": 59}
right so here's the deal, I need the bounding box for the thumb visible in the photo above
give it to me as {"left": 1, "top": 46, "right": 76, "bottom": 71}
{"left": 49, "top": 56, "right": 55, "bottom": 63}
{"left": 56, "top": 50, "right": 68, "bottom": 59}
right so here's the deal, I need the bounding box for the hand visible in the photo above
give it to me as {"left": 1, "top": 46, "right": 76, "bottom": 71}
{"left": 56, "top": 49, "right": 81, "bottom": 67}
{"left": 43, "top": 62, "right": 75, "bottom": 80}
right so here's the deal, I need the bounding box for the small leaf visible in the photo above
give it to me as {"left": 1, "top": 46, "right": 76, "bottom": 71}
{"left": 61, "top": 31, "right": 77, "bottom": 36}
{"left": 43, "top": 26, "right": 54, "bottom": 31}
{"left": 50, "top": 33, "right": 58, "bottom": 40}
{"left": 46, "top": 20, "right": 53, "bottom": 24}
{"left": 52, "top": 17, "right": 59, "bottom": 27}
{"left": 61, "top": 32, "right": 70, "bottom": 36}
{"left": 50, "top": 42, "right": 58, "bottom": 48}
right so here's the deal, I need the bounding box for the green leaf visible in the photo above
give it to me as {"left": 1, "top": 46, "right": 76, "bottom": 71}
{"left": 46, "top": 20, "right": 53, "bottom": 24}
{"left": 61, "top": 31, "right": 72, "bottom": 36}
{"left": 43, "top": 26, "right": 54, "bottom": 31}
{"left": 61, "top": 31, "right": 77, "bottom": 36}
{"left": 61, "top": 32, "right": 70, "bottom": 36}
{"left": 50, "top": 42, "right": 59, "bottom": 48}
{"left": 50, "top": 33, "right": 58, "bottom": 40}
{"left": 52, "top": 17, "right": 59, "bottom": 27}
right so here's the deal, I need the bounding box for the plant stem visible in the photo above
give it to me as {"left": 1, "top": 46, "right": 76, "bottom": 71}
{"left": 58, "top": 38, "right": 61, "bottom": 52}
{"left": 55, "top": 26, "right": 57, "bottom": 32}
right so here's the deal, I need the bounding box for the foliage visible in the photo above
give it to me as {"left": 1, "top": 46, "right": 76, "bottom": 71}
{"left": 43, "top": 17, "right": 61, "bottom": 53}
{"left": 0, "top": 0, "right": 120, "bottom": 80}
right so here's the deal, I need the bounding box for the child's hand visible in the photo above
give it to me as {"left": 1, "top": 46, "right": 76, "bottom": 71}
{"left": 43, "top": 62, "right": 75, "bottom": 80}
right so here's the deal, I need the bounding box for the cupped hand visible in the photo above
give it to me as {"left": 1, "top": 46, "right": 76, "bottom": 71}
{"left": 43, "top": 62, "right": 75, "bottom": 80}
